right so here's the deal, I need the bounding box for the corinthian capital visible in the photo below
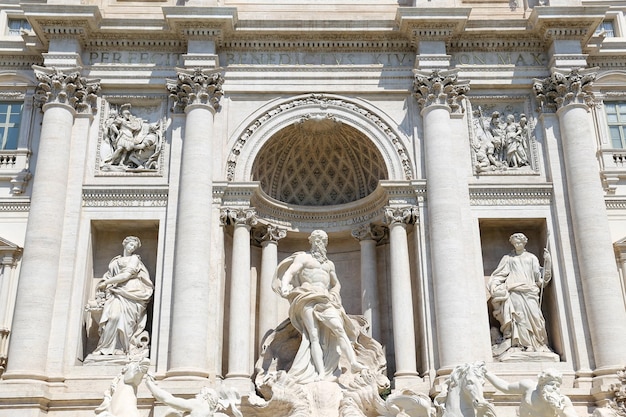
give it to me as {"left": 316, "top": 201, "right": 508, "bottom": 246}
{"left": 383, "top": 206, "right": 418, "bottom": 226}
{"left": 220, "top": 207, "right": 258, "bottom": 228}
{"left": 167, "top": 68, "right": 224, "bottom": 112}
{"left": 253, "top": 224, "right": 287, "bottom": 245}
{"left": 33, "top": 66, "right": 100, "bottom": 113}
{"left": 533, "top": 68, "right": 596, "bottom": 112}
{"left": 351, "top": 224, "right": 385, "bottom": 242}
{"left": 412, "top": 69, "right": 469, "bottom": 113}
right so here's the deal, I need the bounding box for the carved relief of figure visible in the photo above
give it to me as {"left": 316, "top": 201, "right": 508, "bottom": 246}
{"left": 272, "top": 230, "right": 366, "bottom": 383}
{"left": 101, "top": 103, "right": 168, "bottom": 172}
{"left": 472, "top": 108, "right": 533, "bottom": 173}
{"left": 483, "top": 368, "right": 579, "bottom": 417}
{"left": 88, "top": 236, "right": 153, "bottom": 358}
{"left": 94, "top": 358, "right": 149, "bottom": 417}
{"left": 145, "top": 374, "right": 242, "bottom": 417}
{"left": 488, "top": 233, "right": 558, "bottom": 361}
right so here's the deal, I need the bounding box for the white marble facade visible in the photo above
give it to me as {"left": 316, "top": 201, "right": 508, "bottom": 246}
{"left": 1, "top": 0, "right": 626, "bottom": 416}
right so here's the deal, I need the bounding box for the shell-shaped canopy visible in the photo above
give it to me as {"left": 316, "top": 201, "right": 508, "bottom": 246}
{"left": 252, "top": 117, "right": 388, "bottom": 206}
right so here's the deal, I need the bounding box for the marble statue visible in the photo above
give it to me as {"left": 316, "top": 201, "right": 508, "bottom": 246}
{"left": 593, "top": 367, "right": 626, "bottom": 417}
{"left": 272, "top": 229, "right": 365, "bottom": 383}
{"left": 252, "top": 230, "right": 390, "bottom": 417}
{"left": 487, "top": 233, "right": 558, "bottom": 361}
{"left": 145, "top": 374, "right": 242, "bottom": 417}
{"left": 471, "top": 108, "right": 532, "bottom": 173}
{"left": 94, "top": 358, "right": 149, "bottom": 417}
{"left": 483, "top": 368, "right": 578, "bottom": 417}
{"left": 101, "top": 103, "right": 168, "bottom": 172}
{"left": 434, "top": 362, "right": 496, "bottom": 417}
{"left": 87, "top": 236, "right": 154, "bottom": 360}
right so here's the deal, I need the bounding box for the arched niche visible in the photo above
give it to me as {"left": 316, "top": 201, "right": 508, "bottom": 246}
{"left": 226, "top": 93, "right": 414, "bottom": 186}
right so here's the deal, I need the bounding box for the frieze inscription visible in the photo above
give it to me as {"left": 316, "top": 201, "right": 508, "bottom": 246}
{"left": 83, "top": 50, "right": 547, "bottom": 68}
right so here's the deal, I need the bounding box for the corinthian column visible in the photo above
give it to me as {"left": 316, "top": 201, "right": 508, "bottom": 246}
{"left": 166, "top": 68, "right": 224, "bottom": 377}
{"left": 254, "top": 224, "right": 287, "bottom": 343}
{"left": 221, "top": 208, "right": 257, "bottom": 391}
{"left": 384, "top": 207, "right": 419, "bottom": 387}
{"left": 534, "top": 69, "right": 626, "bottom": 373}
{"left": 351, "top": 224, "right": 384, "bottom": 339}
{"left": 413, "top": 70, "right": 488, "bottom": 369}
{"left": 4, "top": 67, "right": 99, "bottom": 380}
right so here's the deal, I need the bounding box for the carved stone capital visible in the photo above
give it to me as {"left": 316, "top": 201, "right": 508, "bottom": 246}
{"left": 167, "top": 68, "right": 224, "bottom": 112}
{"left": 412, "top": 69, "right": 469, "bottom": 113}
{"left": 351, "top": 224, "right": 385, "bottom": 243}
{"left": 383, "top": 206, "right": 418, "bottom": 226}
{"left": 220, "top": 207, "right": 258, "bottom": 228}
{"left": 532, "top": 68, "right": 596, "bottom": 112}
{"left": 253, "top": 224, "right": 287, "bottom": 245}
{"left": 33, "top": 65, "right": 101, "bottom": 113}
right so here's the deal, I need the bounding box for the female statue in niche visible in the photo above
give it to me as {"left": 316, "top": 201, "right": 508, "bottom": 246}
{"left": 90, "top": 236, "right": 154, "bottom": 357}
{"left": 488, "top": 233, "right": 558, "bottom": 362}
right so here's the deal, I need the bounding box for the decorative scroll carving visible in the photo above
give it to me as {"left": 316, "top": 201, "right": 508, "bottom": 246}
{"left": 351, "top": 223, "right": 385, "bottom": 243}
{"left": 471, "top": 107, "right": 535, "bottom": 173}
{"left": 100, "top": 103, "right": 169, "bottom": 172}
{"left": 33, "top": 66, "right": 100, "bottom": 113}
{"left": 412, "top": 69, "right": 469, "bottom": 113}
{"left": 166, "top": 68, "right": 224, "bottom": 112}
{"left": 383, "top": 206, "right": 418, "bottom": 226}
{"left": 220, "top": 207, "right": 258, "bottom": 228}
{"left": 252, "top": 224, "right": 287, "bottom": 246}
{"left": 533, "top": 68, "right": 596, "bottom": 112}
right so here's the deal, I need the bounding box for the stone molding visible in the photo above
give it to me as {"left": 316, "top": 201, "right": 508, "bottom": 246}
{"left": 396, "top": 7, "right": 470, "bottom": 46}
{"left": 166, "top": 68, "right": 224, "bottom": 112}
{"left": 351, "top": 223, "right": 386, "bottom": 243}
{"left": 226, "top": 93, "right": 414, "bottom": 183}
{"left": 528, "top": 6, "right": 606, "bottom": 43}
{"left": 448, "top": 38, "right": 545, "bottom": 53}
{"left": 0, "top": 200, "right": 30, "bottom": 212}
{"left": 33, "top": 66, "right": 100, "bottom": 114}
{"left": 468, "top": 185, "right": 552, "bottom": 206}
{"left": 213, "top": 181, "right": 421, "bottom": 232}
{"left": 533, "top": 68, "right": 596, "bottom": 112}
{"left": 82, "top": 187, "right": 168, "bottom": 207}
{"left": 413, "top": 69, "right": 469, "bottom": 113}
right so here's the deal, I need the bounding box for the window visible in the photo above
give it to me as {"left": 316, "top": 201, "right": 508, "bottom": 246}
{"left": 606, "top": 102, "right": 626, "bottom": 148}
{"left": 7, "top": 19, "right": 31, "bottom": 36}
{"left": 595, "top": 20, "right": 615, "bottom": 38}
{"left": 0, "top": 102, "right": 22, "bottom": 150}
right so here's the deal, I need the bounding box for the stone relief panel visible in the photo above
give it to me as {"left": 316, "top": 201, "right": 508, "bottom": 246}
{"left": 467, "top": 99, "right": 539, "bottom": 175}
{"left": 97, "top": 98, "right": 170, "bottom": 175}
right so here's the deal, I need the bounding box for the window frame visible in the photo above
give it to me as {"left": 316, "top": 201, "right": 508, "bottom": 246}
{"left": 605, "top": 101, "right": 626, "bottom": 149}
{"left": 0, "top": 101, "right": 24, "bottom": 151}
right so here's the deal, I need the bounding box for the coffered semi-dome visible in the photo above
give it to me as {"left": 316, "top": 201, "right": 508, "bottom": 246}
{"left": 252, "top": 116, "right": 388, "bottom": 206}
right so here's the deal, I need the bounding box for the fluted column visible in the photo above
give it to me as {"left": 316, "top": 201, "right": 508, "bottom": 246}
{"left": 166, "top": 68, "right": 224, "bottom": 377}
{"left": 413, "top": 70, "right": 488, "bottom": 369}
{"left": 534, "top": 69, "right": 626, "bottom": 373}
{"left": 254, "top": 224, "right": 287, "bottom": 343}
{"left": 221, "top": 208, "right": 257, "bottom": 390}
{"left": 4, "top": 67, "right": 99, "bottom": 380}
{"left": 0, "top": 246, "right": 22, "bottom": 374}
{"left": 351, "top": 224, "right": 384, "bottom": 339}
{"left": 384, "top": 207, "right": 419, "bottom": 386}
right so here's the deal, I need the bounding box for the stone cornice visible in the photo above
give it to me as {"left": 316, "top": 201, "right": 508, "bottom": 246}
{"left": 468, "top": 184, "right": 553, "bottom": 206}
{"left": 21, "top": 4, "right": 102, "bottom": 48}
{"left": 162, "top": 7, "right": 238, "bottom": 45}
{"left": 448, "top": 37, "right": 545, "bottom": 53}
{"left": 82, "top": 187, "right": 168, "bottom": 207}
{"left": 396, "top": 7, "right": 470, "bottom": 46}
{"left": 527, "top": 6, "right": 607, "bottom": 45}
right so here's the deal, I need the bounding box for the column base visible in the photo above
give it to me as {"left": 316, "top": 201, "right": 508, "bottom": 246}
{"left": 165, "top": 367, "right": 211, "bottom": 380}
{"left": 223, "top": 375, "right": 254, "bottom": 394}
{"left": 392, "top": 373, "right": 422, "bottom": 391}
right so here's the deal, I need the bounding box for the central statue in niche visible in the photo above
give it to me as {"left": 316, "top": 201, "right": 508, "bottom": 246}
{"left": 271, "top": 230, "right": 367, "bottom": 383}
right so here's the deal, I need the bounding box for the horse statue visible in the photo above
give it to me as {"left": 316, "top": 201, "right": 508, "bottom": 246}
{"left": 94, "top": 358, "right": 150, "bottom": 417}
{"left": 434, "top": 362, "right": 496, "bottom": 417}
